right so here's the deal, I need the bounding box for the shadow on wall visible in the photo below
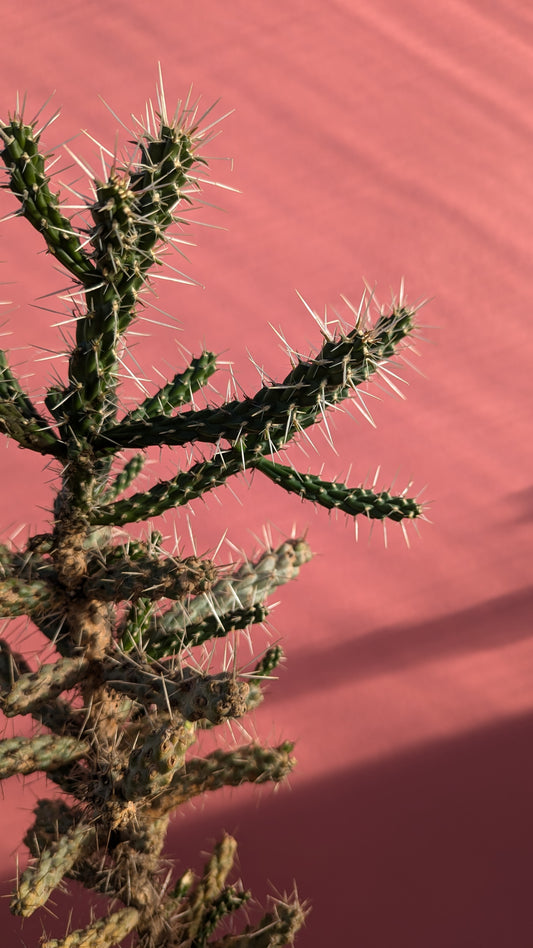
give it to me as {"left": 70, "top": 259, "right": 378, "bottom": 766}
{"left": 276, "top": 584, "right": 533, "bottom": 698}
{"left": 2, "top": 710, "right": 532, "bottom": 947}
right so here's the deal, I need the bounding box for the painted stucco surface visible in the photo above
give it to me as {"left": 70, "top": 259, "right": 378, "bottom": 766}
{"left": 0, "top": 2, "right": 532, "bottom": 944}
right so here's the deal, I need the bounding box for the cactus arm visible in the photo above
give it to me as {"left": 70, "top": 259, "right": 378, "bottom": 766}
{"left": 120, "top": 721, "right": 195, "bottom": 801}
{"left": 208, "top": 893, "right": 307, "bottom": 948}
{"left": 0, "top": 119, "right": 94, "bottom": 281}
{"left": 92, "top": 303, "right": 417, "bottom": 455}
{"left": 148, "top": 742, "right": 295, "bottom": 819}
{"left": 255, "top": 457, "right": 422, "bottom": 522}
{"left": 1, "top": 656, "right": 88, "bottom": 717}
{"left": 0, "top": 350, "right": 65, "bottom": 456}
{"left": 58, "top": 122, "right": 208, "bottom": 441}
{"left": 0, "top": 733, "right": 88, "bottom": 779}
{"left": 182, "top": 835, "right": 250, "bottom": 942}
{"left": 132, "top": 538, "right": 310, "bottom": 659}
{"left": 40, "top": 908, "right": 140, "bottom": 948}
{"left": 103, "top": 661, "right": 249, "bottom": 724}
{"left": 11, "top": 821, "right": 97, "bottom": 917}
{"left": 244, "top": 645, "right": 284, "bottom": 713}
{"left": 120, "top": 349, "right": 218, "bottom": 425}
{"left": 90, "top": 447, "right": 245, "bottom": 526}
{"left": 100, "top": 452, "right": 146, "bottom": 502}
{"left": 83, "top": 553, "right": 215, "bottom": 603}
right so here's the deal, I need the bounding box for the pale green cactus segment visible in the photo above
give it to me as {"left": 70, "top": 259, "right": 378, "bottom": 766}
{"left": 121, "top": 720, "right": 195, "bottom": 800}
{"left": 183, "top": 834, "right": 250, "bottom": 942}
{"left": 0, "top": 639, "right": 80, "bottom": 733}
{"left": 11, "top": 820, "right": 96, "bottom": 917}
{"left": 149, "top": 741, "right": 295, "bottom": 818}
{"left": 40, "top": 908, "right": 140, "bottom": 948}
{"left": 0, "top": 574, "right": 56, "bottom": 618}
{"left": 0, "top": 349, "right": 63, "bottom": 456}
{"left": 101, "top": 452, "right": 145, "bottom": 501}
{"left": 256, "top": 457, "right": 422, "bottom": 522}
{"left": 223, "top": 892, "right": 307, "bottom": 948}
{"left": 143, "top": 538, "right": 311, "bottom": 656}
{"left": 0, "top": 119, "right": 93, "bottom": 281}
{"left": 83, "top": 552, "right": 215, "bottom": 602}
{"left": 92, "top": 304, "right": 417, "bottom": 456}
{"left": 103, "top": 663, "right": 249, "bottom": 724}
{"left": 1, "top": 656, "right": 87, "bottom": 717}
{"left": 121, "top": 349, "right": 218, "bottom": 424}
{"left": 0, "top": 733, "right": 88, "bottom": 779}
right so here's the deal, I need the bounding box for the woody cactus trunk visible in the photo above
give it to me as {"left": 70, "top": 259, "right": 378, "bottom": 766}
{"left": 0, "top": 80, "right": 425, "bottom": 948}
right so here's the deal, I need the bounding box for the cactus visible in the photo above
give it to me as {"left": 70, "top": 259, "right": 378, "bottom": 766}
{"left": 0, "top": 76, "right": 425, "bottom": 947}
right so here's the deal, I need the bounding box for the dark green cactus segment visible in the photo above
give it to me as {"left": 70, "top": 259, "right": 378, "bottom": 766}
{"left": 101, "top": 452, "right": 145, "bottom": 501}
{"left": 0, "top": 733, "right": 88, "bottom": 779}
{"left": 92, "top": 304, "right": 417, "bottom": 456}
{"left": 140, "top": 603, "right": 268, "bottom": 661}
{"left": 90, "top": 447, "right": 246, "bottom": 526}
{"left": 40, "top": 907, "right": 140, "bottom": 948}
{"left": 121, "top": 350, "right": 218, "bottom": 424}
{"left": 0, "top": 119, "right": 94, "bottom": 281}
{"left": 1, "top": 656, "right": 87, "bottom": 717}
{"left": 0, "top": 349, "right": 64, "bottom": 456}
{"left": 11, "top": 820, "right": 97, "bottom": 917}
{"left": 245, "top": 645, "right": 284, "bottom": 713}
{"left": 255, "top": 457, "right": 422, "bottom": 522}
{"left": 120, "top": 721, "right": 195, "bottom": 801}
{"left": 149, "top": 741, "right": 295, "bottom": 818}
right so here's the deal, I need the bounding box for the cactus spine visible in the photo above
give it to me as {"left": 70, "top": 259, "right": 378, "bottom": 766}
{"left": 0, "top": 78, "right": 425, "bottom": 947}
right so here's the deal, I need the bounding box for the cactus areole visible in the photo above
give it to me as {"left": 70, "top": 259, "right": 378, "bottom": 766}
{"left": 0, "top": 78, "right": 425, "bottom": 947}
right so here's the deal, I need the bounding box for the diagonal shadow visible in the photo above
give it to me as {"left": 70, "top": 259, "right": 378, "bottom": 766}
{"left": 2, "top": 711, "right": 532, "bottom": 947}
{"left": 269, "top": 584, "right": 533, "bottom": 701}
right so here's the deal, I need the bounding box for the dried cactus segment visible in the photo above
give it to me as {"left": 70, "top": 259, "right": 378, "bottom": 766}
{"left": 83, "top": 553, "right": 215, "bottom": 603}
{"left": 0, "top": 118, "right": 93, "bottom": 281}
{"left": 122, "top": 349, "right": 218, "bottom": 424}
{"left": 11, "top": 820, "right": 97, "bottom": 917}
{"left": 1, "top": 655, "right": 87, "bottom": 717}
{"left": 104, "top": 663, "right": 249, "bottom": 724}
{"left": 40, "top": 907, "right": 140, "bottom": 948}
{"left": 149, "top": 741, "right": 295, "bottom": 818}
{"left": 120, "top": 720, "right": 195, "bottom": 800}
{"left": 255, "top": 458, "right": 422, "bottom": 522}
{"left": 0, "top": 733, "right": 88, "bottom": 779}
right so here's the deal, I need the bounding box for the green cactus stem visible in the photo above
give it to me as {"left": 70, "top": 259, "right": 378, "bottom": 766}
{"left": 11, "top": 820, "right": 97, "bottom": 917}
{"left": 40, "top": 908, "right": 140, "bottom": 948}
{"left": 255, "top": 457, "right": 421, "bottom": 521}
{"left": 148, "top": 741, "right": 295, "bottom": 819}
{"left": 121, "top": 349, "right": 218, "bottom": 425}
{"left": 0, "top": 733, "right": 88, "bottom": 779}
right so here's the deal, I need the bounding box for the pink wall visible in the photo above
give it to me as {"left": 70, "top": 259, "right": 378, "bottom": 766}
{"left": 1, "top": 2, "right": 532, "bottom": 945}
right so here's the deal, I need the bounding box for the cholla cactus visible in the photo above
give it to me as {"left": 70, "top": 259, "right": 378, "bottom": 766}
{"left": 0, "top": 77, "right": 425, "bottom": 947}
